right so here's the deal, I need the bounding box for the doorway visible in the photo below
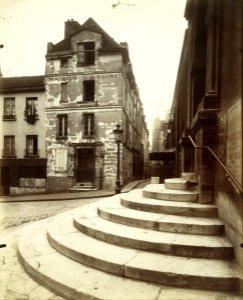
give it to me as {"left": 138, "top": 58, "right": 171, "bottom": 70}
{"left": 76, "top": 148, "right": 95, "bottom": 183}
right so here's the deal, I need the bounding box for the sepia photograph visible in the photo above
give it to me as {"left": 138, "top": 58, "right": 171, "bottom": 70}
{"left": 0, "top": 0, "right": 242, "bottom": 299}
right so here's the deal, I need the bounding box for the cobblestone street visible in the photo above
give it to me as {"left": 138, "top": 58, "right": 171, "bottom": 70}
{"left": 0, "top": 197, "right": 100, "bottom": 231}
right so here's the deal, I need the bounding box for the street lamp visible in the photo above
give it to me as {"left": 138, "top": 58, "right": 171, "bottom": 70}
{"left": 113, "top": 124, "right": 123, "bottom": 194}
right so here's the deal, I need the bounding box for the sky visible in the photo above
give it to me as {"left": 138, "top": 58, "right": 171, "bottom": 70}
{"left": 0, "top": 0, "right": 187, "bottom": 134}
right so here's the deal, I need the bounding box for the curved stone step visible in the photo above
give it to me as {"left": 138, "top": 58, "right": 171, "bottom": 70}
{"left": 98, "top": 198, "right": 225, "bottom": 236}
{"left": 143, "top": 184, "right": 199, "bottom": 202}
{"left": 18, "top": 228, "right": 161, "bottom": 300}
{"left": 47, "top": 215, "right": 240, "bottom": 292}
{"left": 121, "top": 190, "right": 218, "bottom": 217}
{"left": 164, "top": 178, "right": 197, "bottom": 190}
{"left": 73, "top": 207, "right": 233, "bottom": 259}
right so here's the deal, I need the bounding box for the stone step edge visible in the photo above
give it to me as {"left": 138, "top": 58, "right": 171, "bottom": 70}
{"left": 164, "top": 178, "right": 198, "bottom": 191}
{"left": 73, "top": 213, "right": 234, "bottom": 259}
{"left": 143, "top": 184, "right": 199, "bottom": 202}
{"left": 47, "top": 219, "right": 240, "bottom": 292}
{"left": 17, "top": 229, "right": 163, "bottom": 300}
{"left": 97, "top": 202, "right": 225, "bottom": 236}
{"left": 120, "top": 192, "right": 218, "bottom": 218}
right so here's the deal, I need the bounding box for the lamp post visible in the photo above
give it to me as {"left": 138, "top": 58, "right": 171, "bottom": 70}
{"left": 113, "top": 124, "right": 123, "bottom": 194}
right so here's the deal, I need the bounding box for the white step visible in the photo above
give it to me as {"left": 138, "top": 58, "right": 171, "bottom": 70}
{"left": 18, "top": 228, "right": 161, "bottom": 300}
{"left": 164, "top": 178, "right": 198, "bottom": 190}
{"left": 17, "top": 225, "right": 242, "bottom": 299}
{"left": 121, "top": 189, "right": 218, "bottom": 217}
{"left": 143, "top": 184, "right": 199, "bottom": 202}
{"left": 46, "top": 215, "right": 240, "bottom": 292}
{"left": 181, "top": 172, "right": 198, "bottom": 182}
{"left": 98, "top": 197, "right": 225, "bottom": 235}
{"left": 73, "top": 206, "right": 233, "bottom": 259}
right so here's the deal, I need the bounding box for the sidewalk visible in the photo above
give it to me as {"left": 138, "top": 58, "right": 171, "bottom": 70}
{"left": 0, "top": 179, "right": 150, "bottom": 203}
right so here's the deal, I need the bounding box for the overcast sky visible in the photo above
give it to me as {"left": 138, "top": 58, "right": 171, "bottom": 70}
{"left": 0, "top": 0, "right": 187, "bottom": 132}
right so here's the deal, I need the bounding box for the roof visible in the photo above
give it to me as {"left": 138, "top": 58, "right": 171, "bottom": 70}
{"left": 0, "top": 76, "right": 45, "bottom": 94}
{"left": 47, "top": 18, "right": 129, "bottom": 62}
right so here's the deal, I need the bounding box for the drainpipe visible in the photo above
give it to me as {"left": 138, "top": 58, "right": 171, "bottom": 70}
{"left": 241, "top": 0, "right": 243, "bottom": 249}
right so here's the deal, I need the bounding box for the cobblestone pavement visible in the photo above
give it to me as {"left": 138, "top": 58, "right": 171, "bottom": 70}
{"left": 0, "top": 197, "right": 100, "bottom": 231}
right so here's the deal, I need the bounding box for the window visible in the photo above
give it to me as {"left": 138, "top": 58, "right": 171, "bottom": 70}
{"left": 25, "top": 97, "right": 38, "bottom": 124}
{"left": 83, "top": 113, "right": 95, "bottom": 137}
{"left": 61, "top": 82, "right": 68, "bottom": 102}
{"left": 83, "top": 80, "right": 95, "bottom": 101}
{"left": 60, "top": 57, "right": 68, "bottom": 68}
{"left": 57, "top": 115, "right": 68, "bottom": 138}
{"left": 77, "top": 41, "right": 95, "bottom": 66}
{"left": 3, "top": 98, "right": 15, "bottom": 120}
{"left": 3, "top": 136, "right": 15, "bottom": 157}
{"left": 25, "top": 135, "right": 38, "bottom": 157}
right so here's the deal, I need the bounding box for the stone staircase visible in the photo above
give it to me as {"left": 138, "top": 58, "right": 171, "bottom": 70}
{"left": 18, "top": 174, "right": 243, "bottom": 299}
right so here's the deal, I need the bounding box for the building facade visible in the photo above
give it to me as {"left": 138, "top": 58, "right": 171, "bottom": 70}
{"left": 0, "top": 76, "right": 46, "bottom": 195}
{"left": 45, "top": 18, "right": 148, "bottom": 192}
{"left": 171, "top": 0, "right": 243, "bottom": 283}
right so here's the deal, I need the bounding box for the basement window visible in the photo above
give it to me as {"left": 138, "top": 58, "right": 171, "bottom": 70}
{"left": 83, "top": 80, "right": 95, "bottom": 101}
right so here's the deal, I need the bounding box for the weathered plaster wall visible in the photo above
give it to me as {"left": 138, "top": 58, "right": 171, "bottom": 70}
{"left": 45, "top": 73, "right": 123, "bottom": 106}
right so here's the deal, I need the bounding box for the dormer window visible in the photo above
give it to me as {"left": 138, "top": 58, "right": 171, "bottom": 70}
{"left": 60, "top": 57, "right": 68, "bottom": 68}
{"left": 25, "top": 97, "right": 38, "bottom": 124}
{"left": 77, "top": 41, "right": 95, "bottom": 66}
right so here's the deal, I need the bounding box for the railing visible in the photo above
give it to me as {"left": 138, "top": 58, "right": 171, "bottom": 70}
{"left": 187, "top": 135, "right": 243, "bottom": 195}
{"left": 2, "top": 149, "right": 16, "bottom": 157}
{"left": 24, "top": 149, "right": 40, "bottom": 157}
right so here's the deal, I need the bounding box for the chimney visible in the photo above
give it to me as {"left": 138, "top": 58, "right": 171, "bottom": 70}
{"left": 64, "top": 19, "right": 81, "bottom": 38}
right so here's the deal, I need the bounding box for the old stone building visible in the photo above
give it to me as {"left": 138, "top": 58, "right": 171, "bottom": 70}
{"left": 45, "top": 18, "right": 148, "bottom": 192}
{"left": 171, "top": 0, "right": 243, "bottom": 285}
{"left": 0, "top": 76, "right": 46, "bottom": 195}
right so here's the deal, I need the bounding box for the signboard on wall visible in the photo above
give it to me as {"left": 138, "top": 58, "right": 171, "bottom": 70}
{"left": 227, "top": 101, "right": 242, "bottom": 185}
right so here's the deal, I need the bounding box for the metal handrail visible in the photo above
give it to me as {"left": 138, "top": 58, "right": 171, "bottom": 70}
{"left": 187, "top": 135, "right": 243, "bottom": 195}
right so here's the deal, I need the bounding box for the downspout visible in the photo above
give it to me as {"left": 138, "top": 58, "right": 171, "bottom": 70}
{"left": 241, "top": 0, "right": 243, "bottom": 248}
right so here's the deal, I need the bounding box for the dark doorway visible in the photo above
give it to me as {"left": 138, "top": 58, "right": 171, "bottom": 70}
{"left": 1, "top": 167, "right": 10, "bottom": 195}
{"left": 76, "top": 148, "right": 95, "bottom": 182}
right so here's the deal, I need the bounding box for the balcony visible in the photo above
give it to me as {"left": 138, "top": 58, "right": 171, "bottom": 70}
{"left": 24, "top": 110, "right": 39, "bottom": 124}
{"left": 2, "top": 149, "right": 16, "bottom": 158}
{"left": 24, "top": 149, "right": 40, "bottom": 158}
{"left": 2, "top": 114, "right": 16, "bottom": 121}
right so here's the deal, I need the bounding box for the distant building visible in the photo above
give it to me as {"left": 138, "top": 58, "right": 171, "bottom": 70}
{"left": 0, "top": 76, "right": 46, "bottom": 195}
{"left": 151, "top": 112, "right": 172, "bottom": 153}
{"left": 170, "top": 0, "right": 243, "bottom": 284}
{"left": 45, "top": 18, "right": 149, "bottom": 192}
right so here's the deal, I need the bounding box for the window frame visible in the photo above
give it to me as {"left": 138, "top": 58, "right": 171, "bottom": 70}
{"left": 83, "top": 80, "right": 95, "bottom": 102}
{"left": 25, "top": 135, "right": 39, "bottom": 157}
{"left": 83, "top": 113, "right": 95, "bottom": 138}
{"left": 60, "top": 82, "right": 68, "bottom": 102}
{"left": 77, "top": 41, "right": 95, "bottom": 66}
{"left": 3, "top": 97, "right": 16, "bottom": 120}
{"left": 57, "top": 114, "right": 68, "bottom": 139}
{"left": 3, "top": 135, "right": 16, "bottom": 157}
